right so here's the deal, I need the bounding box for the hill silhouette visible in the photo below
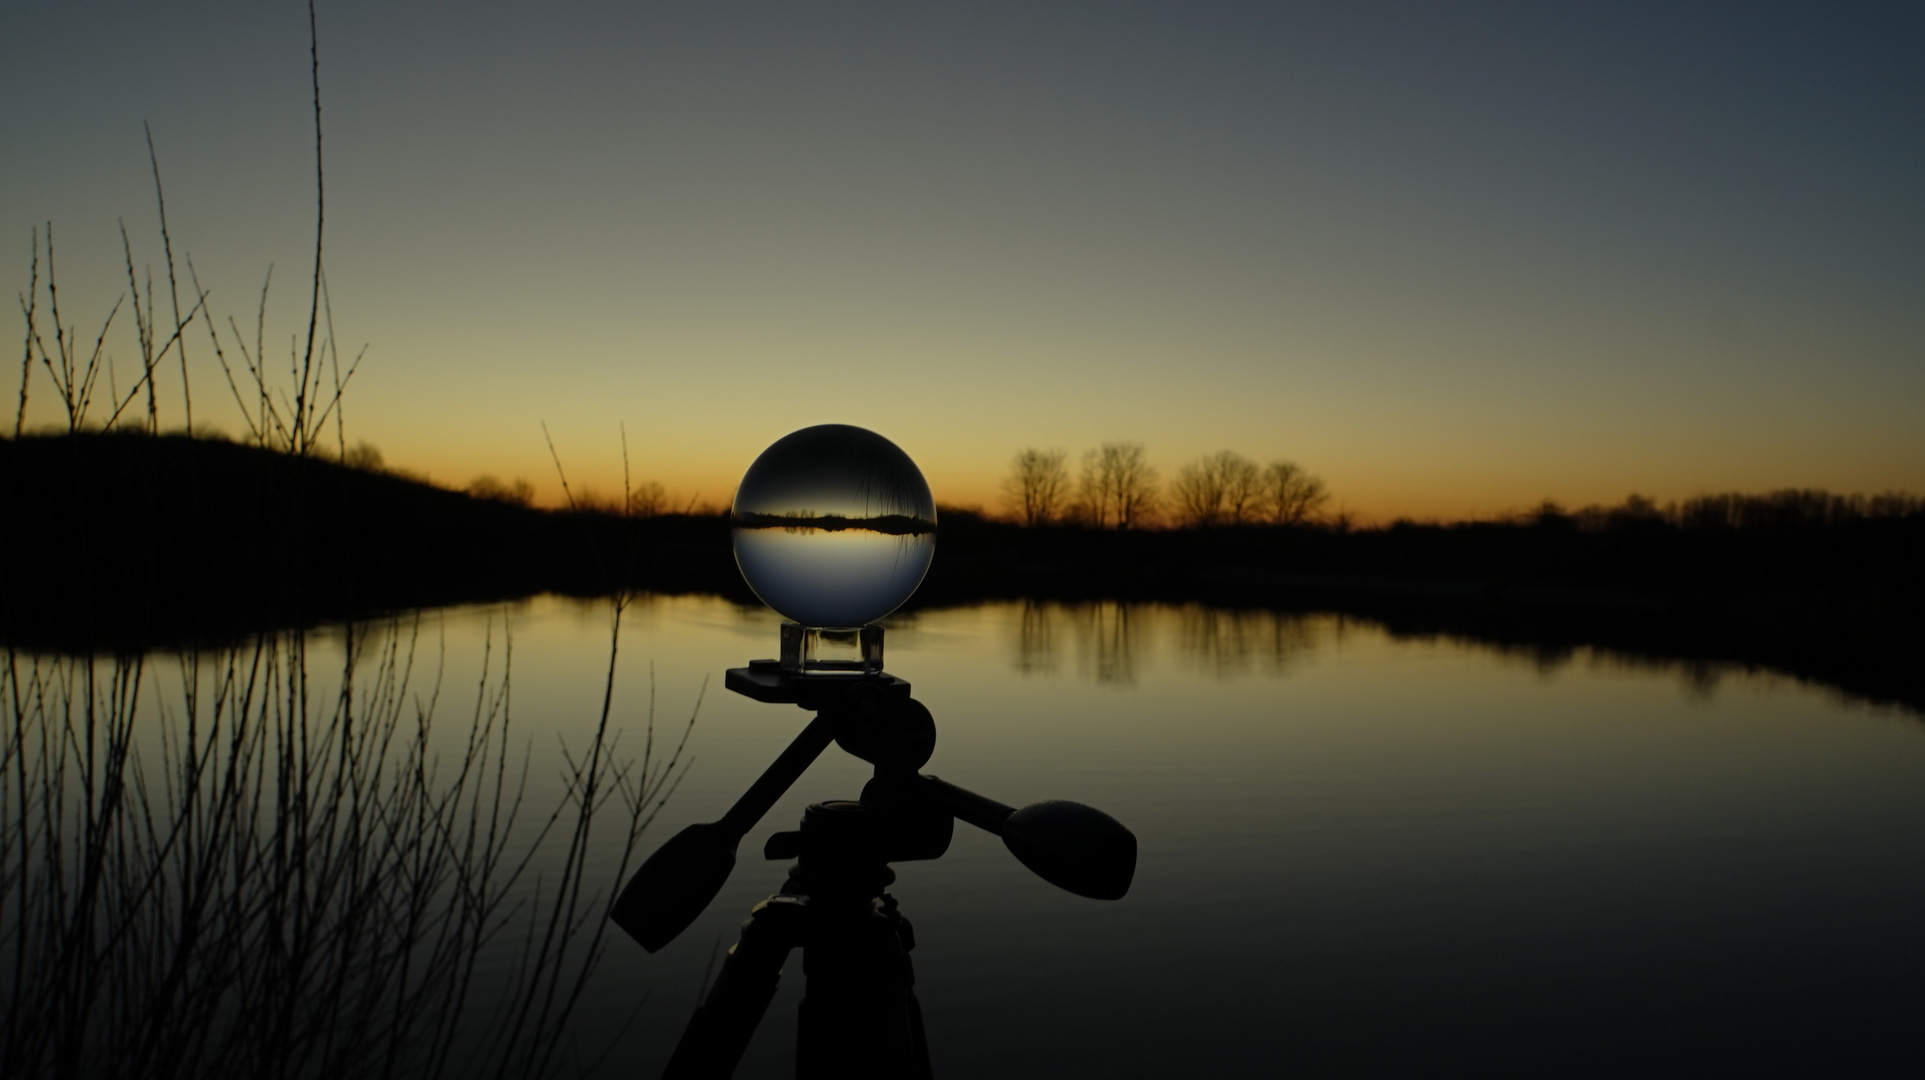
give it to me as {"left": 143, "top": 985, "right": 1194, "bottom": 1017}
{"left": 0, "top": 433, "right": 742, "bottom": 651}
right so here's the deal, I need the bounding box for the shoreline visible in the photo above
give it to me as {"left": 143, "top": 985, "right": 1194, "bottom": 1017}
{"left": 4, "top": 432, "right": 1919, "bottom": 715}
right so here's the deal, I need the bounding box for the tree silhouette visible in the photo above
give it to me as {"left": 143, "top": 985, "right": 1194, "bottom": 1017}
{"left": 466, "top": 475, "right": 536, "bottom": 507}
{"left": 1079, "top": 441, "right": 1159, "bottom": 530}
{"left": 626, "top": 479, "right": 668, "bottom": 518}
{"left": 1222, "top": 453, "right": 1262, "bottom": 523}
{"left": 1173, "top": 450, "right": 1262, "bottom": 527}
{"left": 1263, "top": 459, "right": 1329, "bottom": 525}
{"left": 1172, "top": 456, "right": 1222, "bottom": 527}
{"left": 1003, "top": 448, "right": 1071, "bottom": 527}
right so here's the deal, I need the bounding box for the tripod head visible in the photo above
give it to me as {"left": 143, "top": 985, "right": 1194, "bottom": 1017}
{"left": 611, "top": 666, "right": 1137, "bottom": 952}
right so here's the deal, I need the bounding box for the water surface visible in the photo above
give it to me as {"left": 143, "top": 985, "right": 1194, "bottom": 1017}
{"left": 42, "top": 595, "right": 1914, "bottom": 1076}
{"left": 387, "top": 594, "right": 1925, "bottom": 1077}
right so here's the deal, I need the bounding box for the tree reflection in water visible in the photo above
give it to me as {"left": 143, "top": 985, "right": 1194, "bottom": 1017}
{"left": 1081, "top": 602, "right": 1139, "bottom": 685}
{"left": 1010, "top": 602, "right": 1337, "bottom": 685}
{"left": 1172, "top": 606, "right": 1329, "bottom": 679}
{"left": 1014, "top": 599, "right": 1059, "bottom": 676}
{"left": 1013, "top": 601, "right": 1138, "bottom": 684}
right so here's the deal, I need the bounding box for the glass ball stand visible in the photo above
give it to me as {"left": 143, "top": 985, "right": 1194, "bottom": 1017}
{"left": 782, "top": 623, "right": 884, "bottom": 674}
{"left": 724, "top": 623, "right": 906, "bottom": 710}
{"left": 616, "top": 424, "right": 1136, "bottom": 1077}
{"left": 723, "top": 423, "right": 935, "bottom": 707}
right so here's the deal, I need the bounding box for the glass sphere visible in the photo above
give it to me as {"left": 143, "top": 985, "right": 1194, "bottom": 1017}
{"left": 731, "top": 424, "right": 937, "bottom": 628}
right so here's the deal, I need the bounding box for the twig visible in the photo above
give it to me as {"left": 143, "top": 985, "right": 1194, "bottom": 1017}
{"left": 297, "top": 0, "right": 325, "bottom": 454}
{"left": 187, "top": 258, "right": 264, "bottom": 444}
{"left": 540, "top": 423, "right": 580, "bottom": 511}
{"left": 15, "top": 229, "right": 37, "bottom": 436}
{"left": 101, "top": 292, "right": 208, "bottom": 430}
{"left": 146, "top": 121, "right": 192, "bottom": 433}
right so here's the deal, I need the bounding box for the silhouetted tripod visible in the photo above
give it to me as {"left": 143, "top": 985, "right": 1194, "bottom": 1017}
{"left": 611, "top": 662, "right": 1137, "bottom": 1079}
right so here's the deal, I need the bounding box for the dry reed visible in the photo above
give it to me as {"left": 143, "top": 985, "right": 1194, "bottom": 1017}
{"left": 1, "top": 601, "right": 691, "bottom": 1079}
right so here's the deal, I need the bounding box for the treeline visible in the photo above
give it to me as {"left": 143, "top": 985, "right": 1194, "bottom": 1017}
{"left": 1002, "top": 441, "right": 1924, "bottom": 537}
{"left": 1517, "top": 491, "right": 1925, "bottom": 533}
{"left": 1003, "top": 443, "right": 1330, "bottom": 529}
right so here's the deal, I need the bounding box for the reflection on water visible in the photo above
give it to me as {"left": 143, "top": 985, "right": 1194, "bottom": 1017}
{"left": 1000, "top": 600, "right": 1803, "bottom": 711}
{"left": 8, "top": 595, "right": 1922, "bottom": 1077}
{"left": 1172, "top": 605, "right": 1328, "bottom": 679}
{"left": 1467, "top": 635, "right": 1765, "bottom": 706}
{"left": 0, "top": 614, "right": 681, "bottom": 1078}
{"left": 1008, "top": 602, "right": 1336, "bottom": 686}
{"left": 1082, "top": 601, "right": 1139, "bottom": 685}
{"left": 1014, "top": 599, "right": 1058, "bottom": 675}
{"left": 1009, "top": 600, "right": 1142, "bottom": 684}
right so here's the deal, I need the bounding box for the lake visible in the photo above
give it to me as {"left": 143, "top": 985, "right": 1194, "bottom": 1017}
{"left": 374, "top": 593, "right": 1922, "bottom": 1077}
{"left": 9, "top": 592, "right": 1922, "bottom": 1077}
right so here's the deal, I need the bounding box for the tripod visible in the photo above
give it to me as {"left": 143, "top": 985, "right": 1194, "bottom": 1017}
{"left": 611, "top": 664, "right": 1136, "bottom": 1079}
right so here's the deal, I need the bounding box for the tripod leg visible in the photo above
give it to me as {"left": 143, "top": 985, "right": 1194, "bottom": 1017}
{"left": 888, "top": 897, "right": 935, "bottom": 1080}
{"left": 905, "top": 990, "right": 933, "bottom": 1080}
{"left": 796, "top": 894, "right": 932, "bottom": 1080}
{"left": 663, "top": 896, "right": 808, "bottom": 1079}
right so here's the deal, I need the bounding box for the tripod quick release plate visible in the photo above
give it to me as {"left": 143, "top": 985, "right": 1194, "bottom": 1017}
{"left": 726, "top": 661, "right": 911, "bottom": 710}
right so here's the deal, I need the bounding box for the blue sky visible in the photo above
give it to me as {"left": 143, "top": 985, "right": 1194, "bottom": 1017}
{"left": 5, "top": 1, "right": 1920, "bottom": 517}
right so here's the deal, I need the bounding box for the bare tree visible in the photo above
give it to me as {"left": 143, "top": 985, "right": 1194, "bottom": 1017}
{"left": 1221, "top": 453, "right": 1262, "bottom": 523}
{"left": 1003, "top": 448, "right": 1071, "bottom": 527}
{"left": 1172, "top": 456, "right": 1226, "bottom": 528}
{"left": 466, "top": 475, "right": 535, "bottom": 506}
{"left": 1173, "top": 450, "right": 1262, "bottom": 527}
{"left": 1263, "top": 459, "right": 1330, "bottom": 525}
{"left": 1079, "top": 441, "right": 1159, "bottom": 530}
{"left": 342, "top": 440, "right": 384, "bottom": 471}
{"left": 626, "top": 479, "right": 668, "bottom": 517}
{"left": 1075, "top": 453, "right": 1102, "bottom": 527}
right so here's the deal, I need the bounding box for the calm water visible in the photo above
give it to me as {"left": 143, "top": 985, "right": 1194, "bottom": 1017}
{"left": 173, "top": 596, "right": 1925, "bottom": 1074}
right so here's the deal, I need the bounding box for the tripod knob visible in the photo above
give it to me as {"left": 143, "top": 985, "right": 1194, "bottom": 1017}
{"left": 1001, "top": 801, "right": 1137, "bottom": 901}
{"left": 832, "top": 692, "right": 936, "bottom": 771}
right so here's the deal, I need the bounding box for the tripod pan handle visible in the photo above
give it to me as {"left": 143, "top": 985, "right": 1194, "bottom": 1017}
{"left": 921, "top": 776, "right": 1136, "bottom": 900}
{"left": 721, "top": 712, "right": 839, "bottom": 834}
{"left": 918, "top": 775, "right": 1016, "bottom": 834}
{"left": 613, "top": 713, "right": 839, "bottom": 952}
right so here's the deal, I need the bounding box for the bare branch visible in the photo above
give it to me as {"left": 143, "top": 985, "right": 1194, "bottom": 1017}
{"left": 188, "top": 258, "right": 264, "bottom": 443}
{"left": 296, "top": 0, "right": 326, "bottom": 453}
{"left": 1003, "top": 448, "right": 1069, "bottom": 527}
{"left": 15, "top": 228, "right": 38, "bottom": 436}
{"left": 146, "top": 121, "right": 192, "bottom": 433}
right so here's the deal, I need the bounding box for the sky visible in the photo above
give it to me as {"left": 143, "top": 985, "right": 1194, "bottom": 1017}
{"left": 4, "top": 1, "right": 1921, "bottom": 520}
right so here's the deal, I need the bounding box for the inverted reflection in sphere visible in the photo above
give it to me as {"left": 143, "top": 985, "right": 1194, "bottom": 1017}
{"left": 731, "top": 424, "right": 937, "bottom": 628}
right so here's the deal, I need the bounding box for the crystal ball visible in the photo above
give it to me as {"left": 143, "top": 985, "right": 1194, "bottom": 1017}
{"left": 731, "top": 424, "right": 937, "bottom": 628}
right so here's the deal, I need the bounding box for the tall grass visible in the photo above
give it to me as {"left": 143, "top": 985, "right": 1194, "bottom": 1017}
{"left": 1, "top": 601, "right": 692, "bottom": 1079}
{"left": 13, "top": 0, "right": 358, "bottom": 454}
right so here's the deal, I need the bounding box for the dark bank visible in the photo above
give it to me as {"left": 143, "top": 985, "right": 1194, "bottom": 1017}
{"left": 3, "top": 431, "right": 1921, "bottom": 715}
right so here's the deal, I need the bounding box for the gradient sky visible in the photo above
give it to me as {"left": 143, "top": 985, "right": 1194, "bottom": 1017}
{"left": 5, "top": 1, "right": 1921, "bottom": 519}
